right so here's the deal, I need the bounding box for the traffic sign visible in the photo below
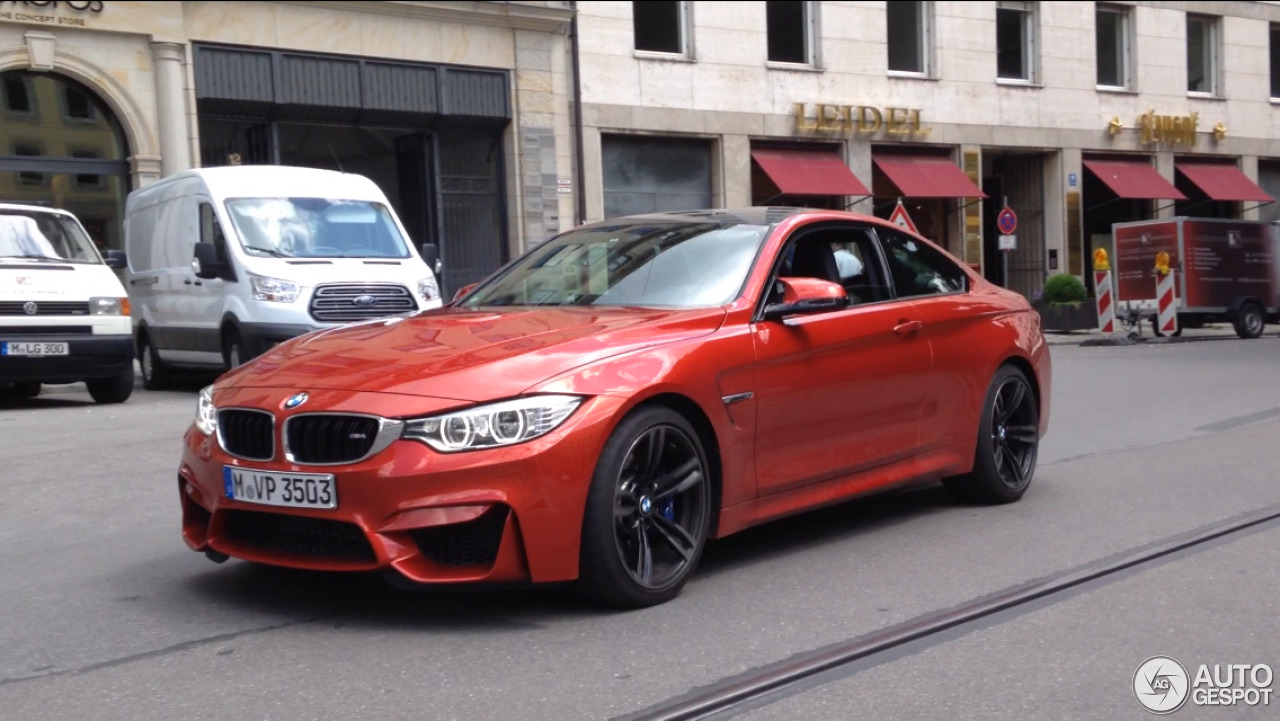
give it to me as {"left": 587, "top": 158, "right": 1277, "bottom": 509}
{"left": 997, "top": 206, "right": 1017, "bottom": 235}
{"left": 888, "top": 201, "right": 919, "bottom": 234}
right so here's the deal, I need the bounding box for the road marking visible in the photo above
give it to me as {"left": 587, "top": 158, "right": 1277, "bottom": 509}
{"left": 1195, "top": 407, "right": 1280, "bottom": 433}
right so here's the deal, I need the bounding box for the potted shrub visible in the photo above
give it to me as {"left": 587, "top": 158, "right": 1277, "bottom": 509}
{"left": 1034, "top": 273, "right": 1098, "bottom": 332}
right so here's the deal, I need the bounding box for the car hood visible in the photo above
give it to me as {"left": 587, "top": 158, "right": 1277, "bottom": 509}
{"left": 221, "top": 305, "right": 727, "bottom": 401}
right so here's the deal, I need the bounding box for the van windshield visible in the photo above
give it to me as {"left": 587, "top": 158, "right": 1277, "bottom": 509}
{"left": 224, "top": 198, "right": 412, "bottom": 259}
{"left": 0, "top": 210, "right": 103, "bottom": 264}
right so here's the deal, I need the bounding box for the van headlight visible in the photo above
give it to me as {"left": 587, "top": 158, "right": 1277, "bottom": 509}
{"left": 90, "top": 297, "right": 130, "bottom": 315}
{"left": 401, "top": 395, "right": 583, "bottom": 452}
{"left": 417, "top": 275, "right": 440, "bottom": 303}
{"left": 249, "top": 273, "right": 300, "bottom": 303}
{"left": 195, "top": 385, "right": 218, "bottom": 436}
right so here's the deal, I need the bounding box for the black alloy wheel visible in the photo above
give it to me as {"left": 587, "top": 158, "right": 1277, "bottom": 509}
{"left": 944, "top": 365, "right": 1040, "bottom": 504}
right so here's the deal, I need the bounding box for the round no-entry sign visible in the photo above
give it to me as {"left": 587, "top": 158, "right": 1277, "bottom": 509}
{"left": 997, "top": 206, "right": 1017, "bottom": 235}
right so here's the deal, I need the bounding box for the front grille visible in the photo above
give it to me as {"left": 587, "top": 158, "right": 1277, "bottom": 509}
{"left": 309, "top": 283, "right": 415, "bottom": 323}
{"left": 217, "top": 409, "right": 275, "bottom": 461}
{"left": 222, "top": 509, "right": 375, "bottom": 563}
{"left": 410, "top": 506, "right": 509, "bottom": 567}
{"left": 0, "top": 325, "right": 92, "bottom": 335}
{"left": 0, "top": 301, "right": 89, "bottom": 316}
{"left": 286, "top": 414, "right": 381, "bottom": 464}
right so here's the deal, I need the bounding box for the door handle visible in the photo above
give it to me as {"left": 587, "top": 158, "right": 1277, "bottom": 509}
{"left": 184, "top": 279, "right": 203, "bottom": 286}
{"left": 893, "top": 319, "right": 923, "bottom": 337}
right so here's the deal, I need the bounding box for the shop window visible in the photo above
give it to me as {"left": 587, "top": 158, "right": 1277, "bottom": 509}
{"left": 1186, "top": 14, "right": 1219, "bottom": 95}
{"left": 1270, "top": 23, "right": 1280, "bottom": 98}
{"left": 1096, "top": 4, "right": 1132, "bottom": 89}
{"left": 996, "top": 1, "right": 1037, "bottom": 82}
{"left": 878, "top": 228, "right": 968, "bottom": 298}
{"left": 62, "top": 85, "right": 96, "bottom": 122}
{"left": 767, "top": 1, "right": 815, "bottom": 66}
{"left": 633, "top": 1, "right": 688, "bottom": 56}
{"left": 2, "top": 75, "right": 32, "bottom": 114}
{"left": 602, "top": 135, "right": 713, "bottom": 218}
{"left": 887, "top": 1, "right": 930, "bottom": 75}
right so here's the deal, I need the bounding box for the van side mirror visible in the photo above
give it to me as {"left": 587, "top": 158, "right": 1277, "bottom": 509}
{"left": 192, "top": 242, "right": 223, "bottom": 280}
{"left": 104, "top": 249, "right": 127, "bottom": 270}
{"left": 762, "top": 277, "right": 849, "bottom": 323}
{"left": 420, "top": 243, "right": 441, "bottom": 274}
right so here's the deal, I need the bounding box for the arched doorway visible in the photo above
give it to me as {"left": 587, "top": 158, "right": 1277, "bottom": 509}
{"left": 0, "top": 70, "right": 130, "bottom": 252}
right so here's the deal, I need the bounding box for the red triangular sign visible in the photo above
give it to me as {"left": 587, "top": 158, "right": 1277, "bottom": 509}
{"left": 888, "top": 201, "right": 919, "bottom": 234}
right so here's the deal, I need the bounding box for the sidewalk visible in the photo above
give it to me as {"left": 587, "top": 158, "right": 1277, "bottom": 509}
{"left": 1042, "top": 324, "right": 1252, "bottom": 346}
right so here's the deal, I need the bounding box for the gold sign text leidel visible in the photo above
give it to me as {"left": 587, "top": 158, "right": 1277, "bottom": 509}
{"left": 1138, "top": 110, "right": 1198, "bottom": 148}
{"left": 794, "top": 103, "right": 931, "bottom": 136}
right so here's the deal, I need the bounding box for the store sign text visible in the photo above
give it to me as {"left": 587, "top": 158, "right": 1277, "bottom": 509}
{"left": 794, "top": 102, "right": 931, "bottom": 136}
{"left": 1138, "top": 110, "right": 1198, "bottom": 147}
{"left": 1, "top": 1, "right": 103, "bottom": 27}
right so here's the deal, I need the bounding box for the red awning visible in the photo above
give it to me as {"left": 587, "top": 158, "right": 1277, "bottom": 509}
{"left": 1082, "top": 159, "right": 1186, "bottom": 200}
{"left": 872, "top": 155, "right": 987, "bottom": 199}
{"left": 1175, "top": 163, "right": 1274, "bottom": 203}
{"left": 750, "top": 148, "right": 871, "bottom": 197}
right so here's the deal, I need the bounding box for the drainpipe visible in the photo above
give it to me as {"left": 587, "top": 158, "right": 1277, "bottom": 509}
{"left": 569, "top": 0, "right": 586, "bottom": 226}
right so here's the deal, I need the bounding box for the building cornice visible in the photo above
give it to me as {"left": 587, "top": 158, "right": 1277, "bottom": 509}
{"left": 276, "top": 1, "right": 573, "bottom": 33}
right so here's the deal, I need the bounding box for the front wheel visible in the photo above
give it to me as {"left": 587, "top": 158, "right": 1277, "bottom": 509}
{"left": 943, "top": 365, "right": 1040, "bottom": 505}
{"left": 223, "top": 329, "right": 246, "bottom": 370}
{"left": 1234, "top": 303, "right": 1265, "bottom": 340}
{"left": 86, "top": 367, "right": 134, "bottom": 404}
{"left": 579, "top": 406, "right": 712, "bottom": 609}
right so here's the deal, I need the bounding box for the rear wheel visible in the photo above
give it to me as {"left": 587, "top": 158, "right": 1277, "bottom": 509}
{"left": 944, "top": 365, "right": 1040, "bottom": 505}
{"left": 1233, "top": 303, "right": 1265, "bottom": 339}
{"left": 87, "top": 367, "right": 134, "bottom": 404}
{"left": 579, "top": 406, "right": 712, "bottom": 609}
{"left": 138, "top": 333, "right": 172, "bottom": 390}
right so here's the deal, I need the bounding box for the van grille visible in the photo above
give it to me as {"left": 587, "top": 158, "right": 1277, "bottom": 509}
{"left": 0, "top": 301, "right": 89, "bottom": 316}
{"left": 308, "top": 284, "right": 416, "bottom": 323}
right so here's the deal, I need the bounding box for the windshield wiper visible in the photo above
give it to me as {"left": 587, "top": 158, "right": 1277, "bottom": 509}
{"left": 243, "top": 246, "right": 289, "bottom": 258}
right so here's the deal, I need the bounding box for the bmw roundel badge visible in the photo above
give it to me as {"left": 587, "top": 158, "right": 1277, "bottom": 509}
{"left": 283, "top": 392, "right": 309, "bottom": 410}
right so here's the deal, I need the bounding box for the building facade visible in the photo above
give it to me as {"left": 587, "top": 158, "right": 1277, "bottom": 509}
{"left": 574, "top": 1, "right": 1280, "bottom": 296}
{"left": 0, "top": 0, "right": 576, "bottom": 295}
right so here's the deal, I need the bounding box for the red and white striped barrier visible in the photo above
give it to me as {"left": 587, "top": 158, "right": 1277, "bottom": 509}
{"left": 1155, "top": 271, "right": 1178, "bottom": 335}
{"left": 1095, "top": 270, "right": 1114, "bottom": 333}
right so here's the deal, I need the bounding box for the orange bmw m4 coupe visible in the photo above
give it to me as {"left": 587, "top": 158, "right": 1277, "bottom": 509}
{"left": 177, "top": 208, "right": 1051, "bottom": 608}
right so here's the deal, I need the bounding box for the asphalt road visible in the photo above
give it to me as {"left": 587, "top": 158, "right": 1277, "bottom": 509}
{"left": 2, "top": 335, "right": 1279, "bottom": 721}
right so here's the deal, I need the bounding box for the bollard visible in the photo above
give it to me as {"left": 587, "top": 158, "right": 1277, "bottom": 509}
{"left": 1093, "top": 248, "right": 1114, "bottom": 334}
{"left": 1154, "top": 251, "right": 1178, "bottom": 336}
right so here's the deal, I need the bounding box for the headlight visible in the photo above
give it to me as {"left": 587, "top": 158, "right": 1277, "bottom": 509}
{"left": 401, "top": 395, "right": 583, "bottom": 452}
{"left": 195, "top": 385, "right": 217, "bottom": 436}
{"left": 417, "top": 276, "right": 440, "bottom": 304}
{"left": 90, "top": 297, "right": 129, "bottom": 315}
{"left": 249, "top": 273, "right": 300, "bottom": 303}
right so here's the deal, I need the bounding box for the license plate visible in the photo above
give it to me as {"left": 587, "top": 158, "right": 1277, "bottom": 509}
{"left": 223, "top": 467, "right": 336, "bottom": 509}
{"left": 1, "top": 342, "right": 69, "bottom": 356}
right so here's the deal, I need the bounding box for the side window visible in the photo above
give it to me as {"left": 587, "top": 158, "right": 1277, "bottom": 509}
{"left": 772, "top": 225, "right": 892, "bottom": 306}
{"left": 199, "top": 202, "right": 227, "bottom": 255}
{"left": 878, "top": 229, "right": 968, "bottom": 298}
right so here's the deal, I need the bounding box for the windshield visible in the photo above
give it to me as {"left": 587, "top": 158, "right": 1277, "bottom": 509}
{"left": 461, "top": 221, "right": 771, "bottom": 309}
{"left": 224, "top": 198, "right": 411, "bottom": 259}
{"left": 0, "top": 211, "right": 103, "bottom": 264}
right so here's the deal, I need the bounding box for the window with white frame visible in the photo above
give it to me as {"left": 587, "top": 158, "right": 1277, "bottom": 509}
{"left": 996, "top": 1, "right": 1037, "bottom": 82}
{"left": 1186, "top": 14, "right": 1219, "bottom": 95}
{"left": 767, "top": 1, "right": 816, "bottom": 65}
{"left": 633, "top": 1, "right": 689, "bottom": 56}
{"left": 887, "top": 1, "right": 931, "bottom": 75}
{"left": 1269, "top": 23, "right": 1280, "bottom": 98}
{"left": 1095, "top": 4, "right": 1132, "bottom": 89}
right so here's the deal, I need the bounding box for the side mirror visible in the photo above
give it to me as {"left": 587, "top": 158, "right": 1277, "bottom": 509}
{"left": 762, "top": 277, "right": 849, "bottom": 322}
{"left": 104, "top": 249, "right": 127, "bottom": 270}
{"left": 451, "top": 282, "right": 478, "bottom": 305}
{"left": 192, "top": 242, "right": 223, "bottom": 280}
{"left": 420, "top": 243, "right": 442, "bottom": 275}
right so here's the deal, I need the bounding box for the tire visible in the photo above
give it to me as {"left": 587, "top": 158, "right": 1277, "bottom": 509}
{"left": 223, "top": 328, "right": 246, "bottom": 370}
{"left": 4, "top": 382, "right": 41, "bottom": 399}
{"left": 943, "top": 365, "right": 1040, "bottom": 505}
{"left": 579, "top": 406, "right": 713, "bottom": 609}
{"left": 86, "top": 367, "right": 134, "bottom": 404}
{"left": 138, "top": 333, "right": 172, "bottom": 391}
{"left": 1233, "top": 303, "right": 1265, "bottom": 340}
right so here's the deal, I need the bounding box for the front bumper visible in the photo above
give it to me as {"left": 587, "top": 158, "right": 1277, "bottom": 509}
{"left": 177, "top": 389, "right": 623, "bottom": 586}
{"left": 0, "top": 333, "right": 133, "bottom": 383}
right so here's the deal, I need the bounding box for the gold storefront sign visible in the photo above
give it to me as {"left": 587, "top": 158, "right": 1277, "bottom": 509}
{"left": 1137, "top": 110, "right": 1198, "bottom": 147}
{"left": 794, "top": 103, "right": 931, "bottom": 136}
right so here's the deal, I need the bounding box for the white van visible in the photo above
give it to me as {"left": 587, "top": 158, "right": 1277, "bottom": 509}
{"left": 124, "top": 166, "right": 444, "bottom": 389}
{"left": 0, "top": 203, "right": 135, "bottom": 403}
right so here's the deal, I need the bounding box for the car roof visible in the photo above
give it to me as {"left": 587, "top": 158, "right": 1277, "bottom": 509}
{"left": 0, "top": 202, "right": 77, "bottom": 219}
{"left": 575, "top": 207, "right": 889, "bottom": 230}
{"left": 137, "top": 165, "right": 389, "bottom": 204}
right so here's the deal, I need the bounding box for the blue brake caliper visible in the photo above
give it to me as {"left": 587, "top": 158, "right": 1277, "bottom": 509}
{"left": 659, "top": 498, "right": 675, "bottom": 522}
